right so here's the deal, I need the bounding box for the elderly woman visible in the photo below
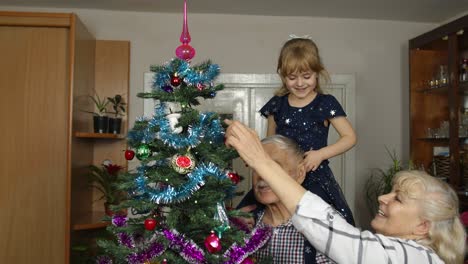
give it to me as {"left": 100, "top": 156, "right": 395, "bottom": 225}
{"left": 225, "top": 120, "right": 465, "bottom": 264}
{"left": 249, "top": 135, "right": 333, "bottom": 263}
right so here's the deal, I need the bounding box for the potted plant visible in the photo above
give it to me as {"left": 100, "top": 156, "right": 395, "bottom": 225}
{"left": 88, "top": 93, "right": 110, "bottom": 133}
{"left": 87, "top": 161, "right": 126, "bottom": 216}
{"left": 107, "top": 94, "right": 126, "bottom": 134}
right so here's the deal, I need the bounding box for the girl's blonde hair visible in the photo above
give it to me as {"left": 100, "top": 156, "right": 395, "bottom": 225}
{"left": 275, "top": 38, "right": 330, "bottom": 96}
{"left": 393, "top": 170, "right": 466, "bottom": 264}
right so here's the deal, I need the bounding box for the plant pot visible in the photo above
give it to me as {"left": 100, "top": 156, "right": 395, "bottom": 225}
{"left": 93, "top": 115, "right": 109, "bottom": 133}
{"left": 104, "top": 203, "right": 127, "bottom": 217}
{"left": 108, "top": 117, "right": 122, "bottom": 134}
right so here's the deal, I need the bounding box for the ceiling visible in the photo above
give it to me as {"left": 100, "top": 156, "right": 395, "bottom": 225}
{"left": 2, "top": 0, "right": 468, "bottom": 23}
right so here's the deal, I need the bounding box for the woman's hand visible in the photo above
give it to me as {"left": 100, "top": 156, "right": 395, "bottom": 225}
{"left": 224, "top": 120, "right": 270, "bottom": 170}
{"left": 302, "top": 150, "right": 324, "bottom": 172}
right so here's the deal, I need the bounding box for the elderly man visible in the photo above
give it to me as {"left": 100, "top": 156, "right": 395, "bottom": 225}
{"left": 246, "top": 135, "right": 334, "bottom": 263}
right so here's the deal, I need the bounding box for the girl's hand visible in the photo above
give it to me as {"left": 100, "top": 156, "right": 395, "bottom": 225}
{"left": 224, "top": 119, "right": 270, "bottom": 169}
{"left": 302, "top": 150, "right": 324, "bottom": 172}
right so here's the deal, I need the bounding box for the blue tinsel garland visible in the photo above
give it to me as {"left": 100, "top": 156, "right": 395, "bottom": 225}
{"left": 152, "top": 58, "right": 220, "bottom": 90}
{"left": 127, "top": 103, "right": 224, "bottom": 149}
{"left": 135, "top": 162, "right": 234, "bottom": 204}
{"left": 150, "top": 103, "right": 224, "bottom": 149}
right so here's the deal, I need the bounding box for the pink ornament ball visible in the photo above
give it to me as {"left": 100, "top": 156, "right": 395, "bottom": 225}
{"left": 176, "top": 44, "right": 196, "bottom": 61}
{"left": 241, "top": 257, "right": 254, "bottom": 264}
{"left": 204, "top": 232, "right": 222, "bottom": 253}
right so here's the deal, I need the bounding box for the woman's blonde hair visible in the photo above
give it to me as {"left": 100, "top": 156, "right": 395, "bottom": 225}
{"left": 393, "top": 170, "right": 466, "bottom": 264}
{"left": 275, "top": 38, "right": 330, "bottom": 96}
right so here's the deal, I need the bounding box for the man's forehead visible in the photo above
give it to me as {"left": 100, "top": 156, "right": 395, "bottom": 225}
{"left": 263, "top": 143, "right": 291, "bottom": 161}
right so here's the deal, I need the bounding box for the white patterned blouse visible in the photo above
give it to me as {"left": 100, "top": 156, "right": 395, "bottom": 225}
{"left": 292, "top": 192, "right": 444, "bottom": 264}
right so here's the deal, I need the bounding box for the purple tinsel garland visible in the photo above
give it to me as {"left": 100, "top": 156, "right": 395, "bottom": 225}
{"left": 126, "top": 242, "right": 165, "bottom": 264}
{"left": 163, "top": 229, "right": 205, "bottom": 263}
{"left": 118, "top": 233, "right": 135, "bottom": 248}
{"left": 112, "top": 215, "right": 127, "bottom": 227}
{"left": 109, "top": 218, "right": 271, "bottom": 263}
{"left": 97, "top": 256, "right": 112, "bottom": 264}
{"left": 223, "top": 226, "right": 272, "bottom": 264}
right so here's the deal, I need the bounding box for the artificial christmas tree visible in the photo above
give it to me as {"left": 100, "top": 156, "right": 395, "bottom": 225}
{"left": 95, "top": 2, "right": 271, "bottom": 263}
{"left": 97, "top": 56, "right": 271, "bottom": 264}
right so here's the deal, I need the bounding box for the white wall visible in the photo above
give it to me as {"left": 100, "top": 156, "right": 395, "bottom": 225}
{"left": 1, "top": 6, "right": 437, "bottom": 228}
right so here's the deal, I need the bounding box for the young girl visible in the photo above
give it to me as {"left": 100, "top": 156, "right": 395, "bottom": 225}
{"left": 239, "top": 37, "right": 356, "bottom": 224}
{"left": 237, "top": 37, "right": 356, "bottom": 263}
{"left": 260, "top": 37, "right": 357, "bottom": 225}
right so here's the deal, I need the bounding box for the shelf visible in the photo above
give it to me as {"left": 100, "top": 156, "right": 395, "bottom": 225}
{"left": 74, "top": 132, "right": 126, "bottom": 139}
{"left": 72, "top": 211, "right": 110, "bottom": 231}
{"left": 418, "top": 137, "right": 450, "bottom": 142}
{"left": 415, "top": 84, "right": 448, "bottom": 94}
{"left": 418, "top": 137, "right": 468, "bottom": 142}
{"left": 416, "top": 81, "right": 468, "bottom": 94}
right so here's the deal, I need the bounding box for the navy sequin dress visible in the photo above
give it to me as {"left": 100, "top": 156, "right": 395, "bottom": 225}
{"left": 237, "top": 93, "right": 354, "bottom": 263}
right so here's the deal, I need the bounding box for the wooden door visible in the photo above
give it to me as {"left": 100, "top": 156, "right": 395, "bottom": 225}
{"left": 0, "top": 25, "right": 69, "bottom": 263}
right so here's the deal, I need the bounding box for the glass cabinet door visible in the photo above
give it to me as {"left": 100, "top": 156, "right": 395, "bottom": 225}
{"left": 410, "top": 17, "right": 468, "bottom": 196}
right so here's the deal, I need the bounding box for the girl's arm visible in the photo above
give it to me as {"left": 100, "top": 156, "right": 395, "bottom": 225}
{"left": 316, "top": 116, "right": 357, "bottom": 160}
{"left": 303, "top": 116, "right": 356, "bottom": 171}
{"left": 266, "top": 115, "right": 276, "bottom": 136}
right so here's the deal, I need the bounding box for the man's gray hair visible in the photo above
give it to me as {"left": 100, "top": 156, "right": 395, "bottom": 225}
{"left": 261, "top": 135, "right": 304, "bottom": 160}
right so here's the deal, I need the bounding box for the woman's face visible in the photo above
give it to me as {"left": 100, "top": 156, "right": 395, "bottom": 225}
{"left": 370, "top": 185, "right": 425, "bottom": 239}
{"left": 284, "top": 70, "right": 317, "bottom": 101}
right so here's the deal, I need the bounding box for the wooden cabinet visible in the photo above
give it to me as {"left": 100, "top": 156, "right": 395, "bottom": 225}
{"left": 70, "top": 40, "right": 130, "bottom": 262}
{"left": 0, "top": 11, "right": 129, "bottom": 263}
{"left": 409, "top": 15, "right": 468, "bottom": 208}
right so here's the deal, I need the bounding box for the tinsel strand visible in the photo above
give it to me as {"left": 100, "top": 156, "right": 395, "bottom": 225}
{"left": 134, "top": 162, "right": 234, "bottom": 204}
{"left": 163, "top": 229, "right": 205, "bottom": 263}
{"left": 223, "top": 226, "right": 272, "bottom": 264}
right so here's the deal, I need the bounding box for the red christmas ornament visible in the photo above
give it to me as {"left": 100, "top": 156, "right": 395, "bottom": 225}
{"left": 170, "top": 75, "right": 181, "bottom": 87}
{"left": 161, "top": 259, "right": 168, "bottom": 264}
{"left": 144, "top": 218, "right": 157, "bottom": 231}
{"left": 171, "top": 153, "right": 196, "bottom": 174}
{"left": 227, "top": 171, "right": 241, "bottom": 184}
{"left": 177, "top": 156, "right": 192, "bottom": 167}
{"left": 124, "top": 149, "right": 135, "bottom": 160}
{"left": 204, "top": 232, "right": 221, "bottom": 253}
{"left": 241, "top": 257, "right": 254, "bottom": 264}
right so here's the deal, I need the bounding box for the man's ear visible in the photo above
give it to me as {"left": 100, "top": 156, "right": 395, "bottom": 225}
{"left": 414, "top": 220, "right": 431, "bottom": 236}
{"left": 296, "top": 163, "right": 306, "bottom": 184}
